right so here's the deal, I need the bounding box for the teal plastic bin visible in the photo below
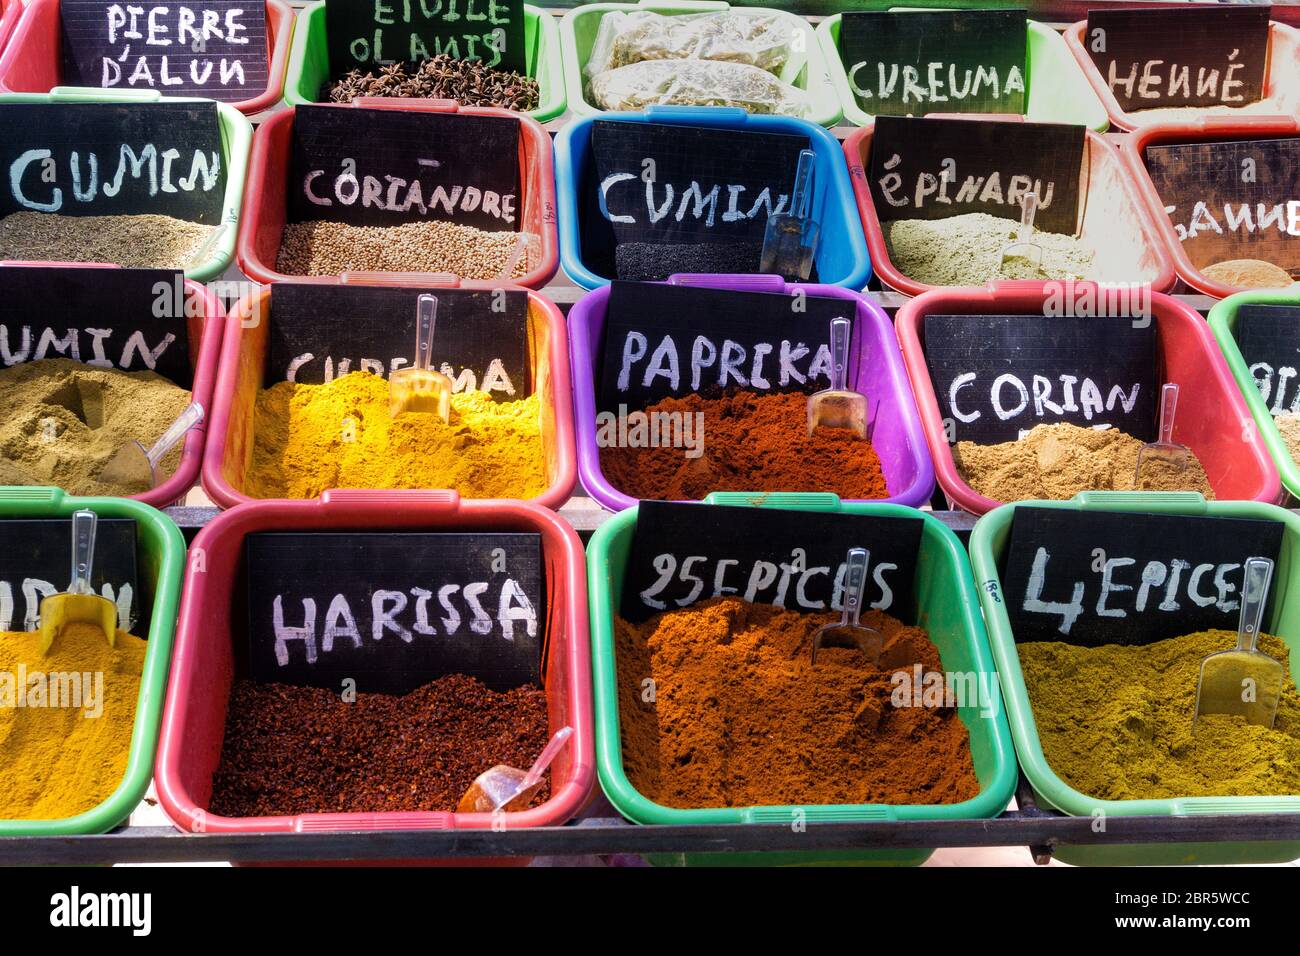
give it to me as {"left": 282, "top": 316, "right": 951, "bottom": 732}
{"left": 970, "top": 491, "right": 1300, "bottom": 866}
{"left": 1209, "top": 288, "right": 1300, "bottom": 504}
{"left": 0, "top": 89, "right": 251, "bottom": 282}
{"left": 817, "top": 12, "right": 1107, "bottom": 130}
{"left": 284, "top": 1, "right": 566, "bottom": 123}
{"left": 587, "top": 491, "right": 1017, "bottom": 866}
{"left": 0, "top": 487, "right": 186, "bottom": 836}
{"left": 560, "top": 0, "right": 841, "bottom": 127}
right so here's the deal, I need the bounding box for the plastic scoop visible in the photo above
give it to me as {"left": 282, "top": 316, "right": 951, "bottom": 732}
{"left": 812, "top": 548, "right": 883, "bottom": 665}
{"left": 388, "top": 294, "right": 453, "bottom": 420}
{"left": 38, "top": 509, "right": 117, "bottom": 654}
{"left": 97, "top": 402, "right": 204, "bottom": 493}
{"left": 1193, "top": 556, "right": 1284, "bottom": 733}
{"left": 457, "top": 726, "right": 574, "bottom": 814}
{"left": 187, "top": 223, "right": 228, "bottom": 270}
{"left": 807, "top": 316, "right": 868, "bottom": 439}
{"left": 1134, "top": 383, "right": 1190, "bottom": 487}
{"left": 998, "top": 191, "right": 1043, "bottom": 273}
{"left": 759, "top": 148, "right": 819, "bottom": 281}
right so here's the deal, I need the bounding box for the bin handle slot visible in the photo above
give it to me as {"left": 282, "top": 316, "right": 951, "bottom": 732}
{"left": 668, "top": 273, "right": 786, "bottom": 292}
{"left": 1073, "top": 490, "right": 1208, "bottom": 513}
{"left": 319, "top": 489, "right": 461, "bottom": 511}
{"left": 702, "top": 491, "right": 842, "bottom": 511}
{"left": 349, "top": 97, "right": 460, "bottom": 112}
{"left": 50, "top": 86, "right": 162, "bottom": 102}
{"left": 340, "top": 271, "right": 461, "bottom": 288}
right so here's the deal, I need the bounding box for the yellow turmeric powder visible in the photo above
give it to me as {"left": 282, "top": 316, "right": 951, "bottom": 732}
{"left": 244, "top": 371, "right": 549, "bottom": 499}
{"left": 0, "top": 622, "right": 146, "bottom": 820}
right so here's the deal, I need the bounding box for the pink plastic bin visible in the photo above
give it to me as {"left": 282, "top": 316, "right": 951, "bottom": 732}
{"left": 895, "top": 282, "right": 1282, "bottom": 515}
{"left": 154, "top": 490, "right": 595, "bottom": 859}
{"left": 0, "top": 0, "right": 293, "bottom": 116}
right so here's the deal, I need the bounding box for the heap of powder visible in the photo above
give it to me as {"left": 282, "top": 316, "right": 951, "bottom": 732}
{"left": 0, "top": 623, "right": 146, "bottom": 820}
{"left": 208, "top": 674, "right": 552, "bottom": 816}
{"left": 953, "top": 422, "right": 1214, "bottom": 502}
{"left": 1275, "top": 412, "right": 1300, "bottom": 464}
{"left": 1127, "top": 100, "right": 1282, "bottom": 126}
{"left": 0, "top": 212, "right": 216, "bottom": 269}
{"left": 1019, "top": 630, "right": 1300, "bottom": 800}
{"left": 617, "top": 596, "right": 981, "bottom": 807}
{"left": 885, "top": 212, "right": 1096, "bottom": 285}
{"left": 599, "top": 390, "right": 889, "bottom": 500}
{"left": 244, "top": 371, "right": 548, "bottom": 499}
{"left": 276, "top": 220, "right": 536, "bottom": 279}
{"left": 0, "top": 359, "right": 191, "bottom": 496}
{"left": 1202, "top": 258, "right": 1294, "bottom": 289}
{"left": 614, "top": 241, "right": 763, "bottom": 281}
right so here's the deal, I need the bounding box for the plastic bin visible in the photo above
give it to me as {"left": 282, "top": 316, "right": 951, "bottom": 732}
{"left": 237, "top": 99, "right": 559, "bottom": 289}
{"left": 1119, "top": 118, "right": 1300, "bottom": 299}
{"left": 588, "top": 491, "right": 1017, "bottom": 866}
{"left": 844, "top": 119, "right": 1176, "bottom": 298}
{"left": 896, "top": 283, "right": 1281, "bottom": 515}
{"left": 285, "top": 1, "right": 565, "bottom": 123}
{"left": 569, "top": 273, "right": 934, "bottom": 510}
{"left": 0, "top": 0, "right": 23, "bottom": 58}
{"left": 560, "top": 0, "right": 841, "bottom": 127}
{"left": 154, "top": 490, "right": 594, "bottom": 860}
{"left": 556, "top": 105, "right": 870, "bottom": 290}
{"left": 0, "top": 486, "right": 185, "bottom": 836}
{"left": 971, "top": 491, "right": 1300, "bottom": 866}
{"left": 203, "top": 276, "right": 576, "bottom": 510}
{"left": 1064, "top": 19, "right": 1300, "bottom": 133}
{"left": 818, "top": 13, "right": 1107, "bottom": 131}
{"left": 1208, "top": 286, "right": 1300, "bottom": 501}
{"left": 0, "top": 0, "right": 292, "bottom": 116}
{"left": 0, "top": 89, "right": 251, "bottom": 282}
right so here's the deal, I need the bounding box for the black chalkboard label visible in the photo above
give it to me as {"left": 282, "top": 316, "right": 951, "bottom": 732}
{"left": 0, "top": 518, "right": 139, "bottom": 633}
{"left": 1144, "top": 137, "right": 1300, "bottom": 274}
{"left": 868, "top": 115, "right": 1085, "bottom": 235}
{"left": 60, "top": 0, "right": 270, "bottom": 103}
{"left": 0, "top": 102, "right": 225, "bottom": 224}
{"left": 838, "top": 9, "right": 1027, "bottom": 117}
{"left": 324, "top": 0, "right": 526, "bottom": 76}
{"left": 1085, "top": 7, "right": 1270, "bottom": 112}
{"left": 266, "top": 283, "right": 530, "bottom": 399}
{"left": 1001, "top": 508, "right": 1283, "bottom": 647}
{"left": 620, "top": 500, "right": 922, "bottom": 624}
{"left": 288, "top": 105, "right": 521, "bottom": 233}
{"left": 597, "top": 281, "right": 850, "bottom": 412}
{"left": 1234, "top": 303, "right": 1300, "bottom": 414}
{"left": 923, "top": 314, "right": 1158, "bottom": 445}
{"left": 245, "top": 531, "right": 544, "bottom": 694}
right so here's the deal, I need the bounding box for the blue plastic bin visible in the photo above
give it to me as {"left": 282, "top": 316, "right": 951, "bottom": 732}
{"left": 554, "top": 105, "right": 872, "bottom": 290}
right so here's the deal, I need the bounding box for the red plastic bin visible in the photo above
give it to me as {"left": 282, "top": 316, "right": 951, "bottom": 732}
{"left": 1120, "top": 118, "right": 1300, "bottom": 299}
{"left": 843, "top": 119, "right": 1177, "bottom": 298}
{"left": 895, "top": 282, "right": 1282, "bottom": 515}
{"left": 154, "top": 490, "right": 595, "bottom": 855}
{"left": 0, "top": 0, "right": 23, "bottom": 58}
{"left": 1064, "top": 19, "right": 1300, "bottom": 133}
{"left": 237, "top": 99, "right": 560, "bottom": 290}
{"left": 0, "top": 260, "right": 223, "bottom": 508}
{"left": 0, "top": 0, "right": 293, "bottom": 116}
{"left": 202, "top": 276, "right": 577, "bottom": 511}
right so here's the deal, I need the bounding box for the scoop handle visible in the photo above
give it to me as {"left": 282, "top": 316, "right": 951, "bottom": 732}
{"left": 829, "top": 316, "right": 851, "bottom": 392}
{"left": 146, "top": 402, "right": 205, "bottom": 469}
{"left": 518, "top": 726, "right": 574, "bottom": 793}
{"left": 841, "top": 547, "right": 869, "bottom": 628}
{"left": 1158, "top": 382, "right": 1179, "bottom": 444}
{"left": 1017, "top": 190, "right": 1038, "bottom": 241}
{"left": 415, "top": 294, "right": 438, "bottom": 373}
{"left": 790, "top": 148, "right": 815, "bottom": 221}
{"left": 1237, "top": 556, "right": 1274, "bottom": 653}
{"left": 69, "top": 509, "right": 97, "bottom": 596}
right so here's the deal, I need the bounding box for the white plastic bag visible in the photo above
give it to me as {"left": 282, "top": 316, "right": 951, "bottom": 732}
{"left": 589, "top": 58, "right": 809, "bottom": 116}
{"left": 584, "top": 10, "right": 795, "bottom": 78}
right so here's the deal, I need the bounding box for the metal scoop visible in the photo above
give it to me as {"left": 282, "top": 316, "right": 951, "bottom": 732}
{"left": 388, "top": 294, "right": 453, "bottom": 420}
{"left": 97, "top": 402, "right": 204, "bottom": 493}
{"left": 457, "top": 726, "right": 574, "bottom": 813}
{"left": 37, "top": 509, "right": 117, "bottom": 654}
{"left": 1193, "top": 556, "right": 1284, "bottom": 733}
{"left": 1134, "top": 383, "right": 1190, "bottom": 487}
{"left": 760, "top": 148, "right": 819, "bottom": 281}
{"left": 807, "top": 316, "right": 868, "bottom": 439}
{"left": 998, "top": 191, "right": 1043, "bottom": 273}
{"left": 812, "top": 548, "right": 883, "bottom": 665}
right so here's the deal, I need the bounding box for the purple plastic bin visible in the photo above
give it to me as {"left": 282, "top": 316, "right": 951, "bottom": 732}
{"left": 569, "top": 273, "right": 936, "bottom": 512}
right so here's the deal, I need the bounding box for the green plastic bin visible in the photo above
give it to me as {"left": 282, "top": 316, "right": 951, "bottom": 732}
{"left": 284, "top": 1, "right": 566, "bottom": 123}
{"left": 970, "top": 491, "right": 1300, "bottom": 866}
{"left": 560, "top": 0, "right": 842, "bottom": 128}
{"left": 1209, "top": 288, "right": 1300, "bottom": 504}
{"left": 0, "top": 88, "right": 251, "bottom": 282}
{"left": 0, "top": 487, "right": 186, "bottom": 837}
{"left": 587, "top": 491, "right": 1017, "bottom": 866}
{"left": 816, "top": 12, "right": 1108, "bottom": 131}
